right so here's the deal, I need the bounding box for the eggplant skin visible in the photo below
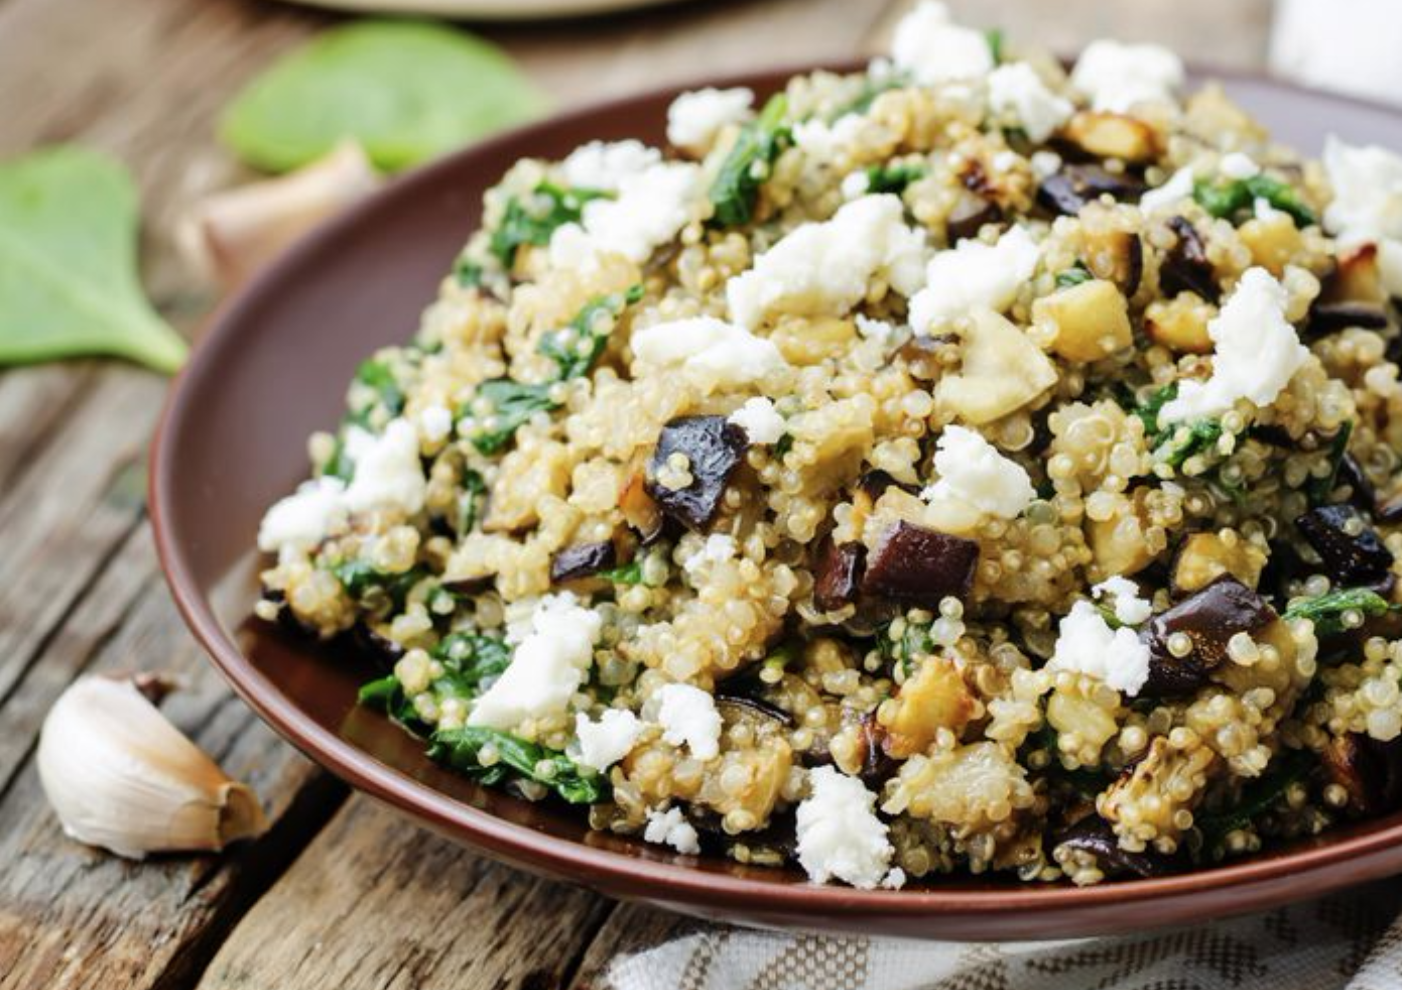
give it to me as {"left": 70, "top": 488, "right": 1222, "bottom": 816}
{"left": 645, "top": 416, "right": 749, "bottom": 532}
{"left": 1160, "top": 216, "right": 1219, "bottom": 302}
{"left": 1036, "top": 164, "right": 1146, "bottom": 216}
{"left": 1140, "top": 576, "right": 1273, "bottom": 697}
{"left": 860, "top": 521, "right": 979, "bottom": 608}
{"left": 550, "top": 541, "right": 617, "bottom": 584}
{"left": 1054, "top": 816, "right": 1172, "bottom": 878}
{"left": 1295, "top": 504, "right": 1397, "bottom": 594}
{"left": 1322, "top": 734, "right": 1402, "bottom": 817}
{"left": 813, "top": 540, "right": 867, "bottom": 612}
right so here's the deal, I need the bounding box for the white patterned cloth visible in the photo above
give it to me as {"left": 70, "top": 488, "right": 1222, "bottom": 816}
{"left": 604, "top": 881, "right": 1402, "bottom": 990}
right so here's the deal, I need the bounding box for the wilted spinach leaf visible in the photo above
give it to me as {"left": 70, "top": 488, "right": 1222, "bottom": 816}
{"left": 489, "top": 181, "right": 607, "bottom": 269}
{"left": 428, "top": 726, "right": 606, "bottom": 803}
{"left": 538, "top": 283, "right": 643, "bottom": 379}
{"left": 709, "top": 93, "right": 791, "bottom": 228}
{"left": 464, "top": 379, "right": 559, "bottom": 455}
{"left": 1284, "top": 587, "right": 1398, "bottom": 638}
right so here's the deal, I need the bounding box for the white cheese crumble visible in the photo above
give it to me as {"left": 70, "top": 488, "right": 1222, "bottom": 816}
{"left": 1137, "top": 166, "right": 1196, "bottom": 214}
{"left": 666, "top": 87, "right": 754, "bottom": 154}
{"left": 1219, "top": 152, "right": 1261, "bottom": 180}
{"left": 630, "top": 316, "right": 789, "bottom": 391}
{"left": 726, "top": 195, "right": 927, "bottom": 329}
{"left": 890, "top": 1, "right": 994, "bottom": 86}
{"left": 791, "top": 114, "right": 870, "bottom": 162}
{"left": 987, "top": 63, "right": 1073, "bottom": 143}
{"left": 559, "top": 139, "right": 661, "bottom": 192}
{"left": 840, "top": 170, "right": 871, "bottom": 200}
{"left": 727, "top": 396, "right": 786, "bottom": 445}
{"left": 1030, "top": 150, "right": 1063, "bottom": 180}
{"left": 643, "top": 805, "right": 701, "bottom": 855}
{"left": 1047, "top": 599, "right": 1152, "bottom": 696}
{"left": 921, "top": 425, "right": 1035, "bottom": 519}
{"left": 682, "top": 533, "right": 737, "bottom": 577}
{"left": 1070, "top": 39, "right": 1185, "bottom": 113}
{"left": 257, "top": 476, "right": 347, "bottom": 554}
{"left": 417, "top": 404, "right": 453, "bottom": 445}
{"left": 854, "top": 314, "right": 898, "bottom": 344}
{"left": 1158, "top": 267, "right": 1310, "bottom": 424}
{"left": 908, "top": 225, "right": 1040, "bottom": 332}
{"left": 343, "top": 418, "right": 427, "bottom": 516}
{"left": 468, "top": 593, "right": 603, "bottom": 731}
{"left": 549, "top": 160, "right": 699, "bottom": 267}
{"left": 574, "top": 709, "right": 642, "bottom": 773}
{"left": 1092, "top": 576, "right": 1153, "bottom": 625}
{"left": 1322, "top": 136, "right": 1402, "bottom": 296}
{"left": 654, "top": 684, "right": 722, "bottom": 761}
{"left": 795, "top": 767, "right": 895, "bottom": 890}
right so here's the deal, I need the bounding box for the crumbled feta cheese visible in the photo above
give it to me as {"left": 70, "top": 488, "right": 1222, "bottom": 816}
{"left": 417, "top": 404, "right": 453, "bottom": 444}
{"left": 791, "top": 114, "right": 870, "bottom": 163}
{"left": 257, "top": 476, "right": 347, "bottom": 554}
{"left": 882, "top": 867, "right": 907, "bottom": 890}
{"left": 890, "top": 1, "right": 994, "bottom": 85}
{"left": 1070, "top": 39, "right": 1185, "bottom": 113}
{"left": 1092, "top": 576, "right": 1153, "bottom": 625}
{"left": 840, "top": 169, "right": 871, "bottom": 200}
{"left": 727, "top": 195, "right": 927, "bottom": 329}
{"left": 666, "top": 87, "right": 753, "bottom": 153}
{"left": 854, "top": 314, "right": 898, "bottom": 344}
{"left": 908, "top": 225, "right": 1040, "bottom": 332}
{"left": 1322, "top": 137, "right": 1402, "bottom": 295}
{"left": 1137, "top": 166, "right": 1196, "bottom": 214}
{"left": 574, "top": 709, "right": 642, "bottom": 773}
{"left": 987, "top": 63, "right": 1073, "bottom": 143}
{"left": 682, "top": 533, "right": 737, "bottom": 576}
{"left": 643, "top": 805, "right": 700, "bottom": 855}
{"left": 795, "top": 767, "right": 895, "bottom": 890}
{"left": 1030, "top": 150, "right": 1063, "bottom": 180}
{"left": 921, "top": 425, "right": 1035, "bottom": 519}
{"left": 655, "top": 684, "right": 722, "bottom": 761}
{"left": 468, "top": 593, "right": 603, "bottom": 730}
{"left": 1047, "top": 599, "right": 1152, "bottom": 696}
{"left": 559, "top": 139, "right": 661, "bottom": 192}
{"left": 1219, "top": 152, "right": 1261, "bottom": 180}
{"left": 1158, "top": 267, "right": 1310, "bottom": 423}
{"left": 630, "top": 316, "right": 789, "bottom": 390}
{"left": 549, "top": 160, "right": 699, "bottom": 266}
{"left": 727, "top": 397, "right": 785, "bottom": 445}
{"left": 343, "top": 418, "right": 427, "bottom": 516}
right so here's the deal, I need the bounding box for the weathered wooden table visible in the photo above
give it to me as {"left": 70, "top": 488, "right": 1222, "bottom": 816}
{"left": 0, "top": 0, "right": 1271, "bottom": 985}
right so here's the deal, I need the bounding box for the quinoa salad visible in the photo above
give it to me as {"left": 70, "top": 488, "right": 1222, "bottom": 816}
{"left": 255, "top": 2, "right": 1402, "bottom": 890}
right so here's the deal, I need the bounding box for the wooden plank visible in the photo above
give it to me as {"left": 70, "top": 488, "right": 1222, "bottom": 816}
{"left": 197, "top": 796, "right": 613, "bottom": 990}
{"left": 0, "top": 563, "right": 344, "bottom": 990}
{"left": 567, "top": 903, "right": 696, "bottom": 990}
{"left": 0, "top": 365, "right": 96, "bottom": 498}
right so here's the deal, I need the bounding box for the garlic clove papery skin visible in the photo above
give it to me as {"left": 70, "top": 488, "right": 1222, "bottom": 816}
{"left": 37, "top": 674, "right": 269, "bottom": 860}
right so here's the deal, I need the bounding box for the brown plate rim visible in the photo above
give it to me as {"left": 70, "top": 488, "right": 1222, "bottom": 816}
{"left": 151, "top": 59, "right": 1402, "bottom": 933}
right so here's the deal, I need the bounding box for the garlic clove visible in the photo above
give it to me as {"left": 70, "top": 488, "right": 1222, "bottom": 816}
{"left": 37, "top": 674, "right": 269, "bottom": 860}
{"left": 176, "top": 141, "right": 382, "bottom": 290}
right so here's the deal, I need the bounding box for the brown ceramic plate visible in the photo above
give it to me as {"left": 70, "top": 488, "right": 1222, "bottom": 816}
{"left": 152, "top": 63, "right": 1402, "bottom": 940}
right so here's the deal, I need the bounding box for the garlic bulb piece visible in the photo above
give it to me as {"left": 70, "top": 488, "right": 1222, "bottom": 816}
{"left": 37, "top": 674, "right": 269, "bottom": 859}
{"left": 177, "top": 141, "right": 382, "bottom": 289}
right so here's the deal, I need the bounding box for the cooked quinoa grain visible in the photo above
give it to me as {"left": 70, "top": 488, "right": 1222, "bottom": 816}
{"left": 256, "top": 2, "right": 1402, "bottom": 889}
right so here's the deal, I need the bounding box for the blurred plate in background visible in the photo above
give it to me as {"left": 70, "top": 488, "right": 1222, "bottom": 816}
{"left": 273, "top": 0, "right": 690, "bottom": 19}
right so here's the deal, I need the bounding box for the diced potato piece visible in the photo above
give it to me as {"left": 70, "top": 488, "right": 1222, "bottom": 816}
{"left": 1145, "top": 294, "right": 1214, "bottom": 354}
{"left": 1036, "top": 279, "right": 1133, "bottom": 362}
{"left": 1047, "top": 688, "right": 1119, "bottom": 751}
{"left": 935, "top": 309, "right": 1058, "bottom": 425}
{"left": 1079, "top": 205, "right": 1143, "bottom": 294}
{"left": 1172, "top": 530, "right": 1268, "bottom": 593}
{"left": 1064, "top": 111, "right": 1158, "bottom": 163}
{"left": 1326, "top": 243, "right": 1386, "bottom": 304}
{"left": 1088, "top": 491, "right": 1155, "bottom": 577}
{"left": 1239, "top": 214, "right": 1305, "bottom": 276}
{"left": 881, "top": 657, "right": 975, "bottom": 759}
{"left": 770, "top": 315, "right": 856, "bottom": 365}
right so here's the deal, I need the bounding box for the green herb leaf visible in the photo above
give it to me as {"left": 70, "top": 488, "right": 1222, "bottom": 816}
{"left": 1157, "top": 418, "right": 1224, "bottom": 470}
{"left": 1195, "top": 750, "right": 1312, "bottom": 852}
{"left": 357, "top": 674, "right": 429, "bottom": 732}
{"left": 452, "top": 256, "right": 484, "bottom": 289}
{"left": 708, "top": 93, "right": 791, "bottom": 228}
{"left": 1192, "top": 174, "right": 1317, "bottom": 228}
{"left": 877, "top": 616, "right": 935, "bottom": 675}
{"left": 489, "top": 182, "right": 607, "bottom": 269}
{"left": 331, "top": 560, "right": 424, "bottom": 610}
{"left": 431, "top": 633, "right": 512, "bottom": 696}
{"left": 1307, "top": 421, "right": 1354, "bottom": 505}
{"left": 1134, "top": 383, "right": 1179, "bottom": 441}
{"left": 353, "top": 357, "right": 406, "bottom": 418}
{"left": 538, "top": 284, "right": 643, "bottom": 380}
{"left": 428, "top": 726, "right": 606, "bottom": 804}
{"left": 864, "top": 162, "right": 927, "bottom": 195}
{"left": 456, "top": 467, "right": 486, "bottom": 535}
{"left": 0, "top": 147, "right": 187, "bottom": 373}
{"left": 1055, "top": 264, "right": 1093, "bottom": 289}
{"left": 220, "top": 21, "right": 549, "bottom": 173}
{"left": 598, "top": 560, "right": 645, "bottom": 585}
{"left": 464, "top": 379, "right": 559, "bottom": 456}
{"left": 985, "top": 28, "right": 1006, "bottom": 64}
{"left": 1284, "top": 587, "right": 1398, "bottom": 639}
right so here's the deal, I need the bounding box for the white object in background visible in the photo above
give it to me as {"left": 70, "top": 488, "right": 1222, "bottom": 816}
{"left": 273, "top": 0, "right": 687, "bottom": 16}
{"left": 1271, "top": 0, "right": 1402, "bottom": 107}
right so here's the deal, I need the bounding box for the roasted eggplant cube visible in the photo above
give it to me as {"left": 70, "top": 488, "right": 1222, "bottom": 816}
{"left": 1322, "top": 733, "right": 1402, "bottom": 817}
{"left": 1296, "top": 504, "right": 1396, "bottom": 593}
{"left": 1141, "top": 576, "right": 1274, "bottom": 696}
{"left": 945, "top": 194, "right": 1003, "bottom": 243}
{"left": 1160, "top": 216, "right": 1218, "bottom": 302}
{"left": 645, "top": 416, "right": 749, "bottom": 531}
{"left": 550, "top": 541, "right": 617, "bottom": 583}
{"left": 1305, "top": 301, "right": 1389, "bottom": 340}
{"left": 1054, "top": 815, "right": 1171, "bottom": 879}
{"left": 814, "top": 540, "right": 867, "bottom": 612}
{"left": 860, "top": 521, "right": 979, "bottom": 608}
{"left": 1036, "top": 165, "right": 1145, "bottom": 217}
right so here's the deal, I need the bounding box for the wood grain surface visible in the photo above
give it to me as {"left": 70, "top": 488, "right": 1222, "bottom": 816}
{"left": 0, "top": 0, "right": 1271, "bottom": 985}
